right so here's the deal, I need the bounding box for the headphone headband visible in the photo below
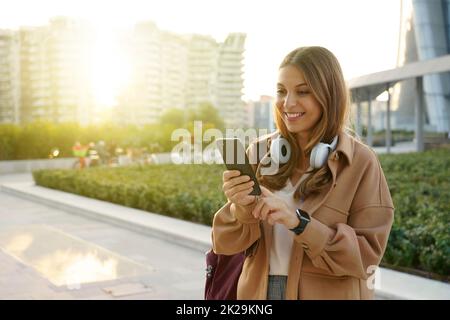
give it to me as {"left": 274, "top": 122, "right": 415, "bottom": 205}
{"left": 273, "top": 131, "right": 338, "bottom": 150}
{"left": 329, "top": 135, "right": 338, "bottom": 151}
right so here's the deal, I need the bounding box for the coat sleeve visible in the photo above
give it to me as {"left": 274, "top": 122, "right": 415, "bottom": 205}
{"left": 293, "top": 150, "right": 395, "bottom": 279}
{"left": 212, "top": 201, "right": 261, "bottom": 255}
{"left": 211, "top": 141, "right": 262, "bottom": 255}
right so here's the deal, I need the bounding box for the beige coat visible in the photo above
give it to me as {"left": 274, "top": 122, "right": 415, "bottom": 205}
{"left": 212, "top": 131, "right": 394, "bottom": 300}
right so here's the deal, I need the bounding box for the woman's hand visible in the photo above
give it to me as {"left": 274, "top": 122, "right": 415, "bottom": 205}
{"left": 252, "top": 186, "right": 298, "bottom": 229}
{"left": 222, "top": 170, "right": 257, "bottom": 206}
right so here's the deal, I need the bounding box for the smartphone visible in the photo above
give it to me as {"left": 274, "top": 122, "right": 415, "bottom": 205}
{"left": 216, "top": 138, "right": 261, "bottom": 196}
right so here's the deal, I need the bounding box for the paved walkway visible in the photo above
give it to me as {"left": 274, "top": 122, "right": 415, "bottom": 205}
{"left": 372, "top": 141, "right": 417, "bottom": 154}
{"left": 0, "top": 174, "right": 205, "bottom": 300}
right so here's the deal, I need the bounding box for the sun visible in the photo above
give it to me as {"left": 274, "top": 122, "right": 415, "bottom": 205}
{"left": 90, "top": 25, "right": 130, "bottom": 110}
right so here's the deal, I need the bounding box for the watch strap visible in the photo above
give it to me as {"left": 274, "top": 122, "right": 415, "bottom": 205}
{"left": 289, "top": 209, "right": 310, "bottom": 235}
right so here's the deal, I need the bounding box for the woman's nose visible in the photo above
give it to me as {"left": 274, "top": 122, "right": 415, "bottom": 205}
{"left": 283, "top": 94, "right": 297, "bottom": 109}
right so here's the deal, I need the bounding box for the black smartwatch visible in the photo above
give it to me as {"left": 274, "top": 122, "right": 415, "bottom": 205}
{"left": 289, "top": 209, "right": 311, "bottom": 235}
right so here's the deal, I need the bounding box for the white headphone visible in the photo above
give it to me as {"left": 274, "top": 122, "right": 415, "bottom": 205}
{"left": 269, "top": 133, "right": 338, "bottom": 169}
{"left": 269, "top": 135, "right": 291, "bottom": 165}
{"left": 310, "top": 135, "right": 338, "bottom": 168}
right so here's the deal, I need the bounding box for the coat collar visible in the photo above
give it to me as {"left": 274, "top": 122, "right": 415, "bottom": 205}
{"left": 298, "top": 130, "right": 355, "bottom": 217}
{"left": 334, "top": 130, "right": 354, "bottom": 166}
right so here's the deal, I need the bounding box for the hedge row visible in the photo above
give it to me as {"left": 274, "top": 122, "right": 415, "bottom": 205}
{"left": 0, "top": 121, "right": 165, "bottom": 160}
{"left": 377, "top": 148, "right": 449, "bottom": 279}
{"left": 33, "top": 164, "right": 227, "bottom": 225}
{"left": 33, "top": 148, "right": 450, "bottom": 279}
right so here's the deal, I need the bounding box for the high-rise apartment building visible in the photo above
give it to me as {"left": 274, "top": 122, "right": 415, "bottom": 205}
{"left": 161, "top": 31, "right": 188, "bottom": 112}
{"left": 0, "top": 18, "right": 246, "bottom": 127}
{"left": 185, "top": 34, "right": 218, "bottom": 110}
{"left": 117, "top": 22, "right": 164, "bottom": 125}
{"left": 0, "top": 29, "right": 20, "bottom": 124}
{"left": 18, "top": 25, "right": 51, "bottom": 123}
{"left": 213, "top": 33, "right": 246, "bottom": 129}
{"left": 117, "top": 24, "right": 246, "bottom": 127}
{"left": 117, "top": 22, "right": 191, "bottom": 126}
{"left": 18, "top": 17, "right": 94, "bottom": 124}
{"left": 246, "top": 95, "right": 275, "bottom": 131}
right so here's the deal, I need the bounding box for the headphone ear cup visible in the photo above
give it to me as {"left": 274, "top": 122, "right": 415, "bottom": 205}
{"left": 310, "top": 145, "right": 318, "bottom": 168}
{"left": 310, "top": 143, "right": 329, "bottom": 168}
{"left": 270, "top": 137, "right": 291, "bottom": 164}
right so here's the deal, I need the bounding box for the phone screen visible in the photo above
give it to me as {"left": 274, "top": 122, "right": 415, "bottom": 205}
{"left": 216, "top": 138, "right": 261, "bottom": 196}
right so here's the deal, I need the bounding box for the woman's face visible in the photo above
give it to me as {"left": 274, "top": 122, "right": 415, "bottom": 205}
{"left": 275, "top": 65, "right": 323, "bottom": 137}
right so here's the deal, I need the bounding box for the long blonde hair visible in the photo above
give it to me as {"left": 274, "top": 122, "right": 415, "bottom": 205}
{"left": 256, "top": 46, "right": 351, "bottom": 199}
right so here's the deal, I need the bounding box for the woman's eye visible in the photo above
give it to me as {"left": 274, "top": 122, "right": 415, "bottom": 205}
{"left": 276, "top": 90, "right": 286, "bottom": 95}
{"left": 298, "top": 91, "right": 309, "bottom": 95}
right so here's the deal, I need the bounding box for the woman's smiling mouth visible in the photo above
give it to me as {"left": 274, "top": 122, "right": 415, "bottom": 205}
{"left": 284, "top": 112, "right": 306, "bottom": 121}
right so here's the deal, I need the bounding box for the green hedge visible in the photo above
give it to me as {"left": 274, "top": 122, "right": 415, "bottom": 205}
{"left": 378, "top": 148, "right": 449, "bottom": 279}
{"left": 33, "top": 164, "right": 227, "bottom": 225}
{"left": 33, "top": 148, "right": 450, "bottom": 279}
{"left": 0, "top": 121, "right": 171, "bottom": 160}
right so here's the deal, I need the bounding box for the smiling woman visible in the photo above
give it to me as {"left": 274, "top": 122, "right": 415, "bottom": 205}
{"left": 212, "top": 46, "right": 395, "bottom": 300}
{"left": 91, "top": 26, "right": 131, "bottom": 109}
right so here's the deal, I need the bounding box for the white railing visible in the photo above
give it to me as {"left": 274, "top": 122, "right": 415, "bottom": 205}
{"left": 0, "top": 158, "right": 77, "bottom": 174}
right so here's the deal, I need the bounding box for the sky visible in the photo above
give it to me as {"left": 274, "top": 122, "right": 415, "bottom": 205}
{"left": 0, "top": 0, "right": 402, "bottom": 102}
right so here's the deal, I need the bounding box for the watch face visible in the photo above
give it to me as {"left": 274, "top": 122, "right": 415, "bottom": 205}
{"left": 291, "top": 209, "right": 310, "bottom": 235}
{"left": 301, "top": 215, "right": 310, "bottom": 222}
{"left": 297, "top": 209, "right": 310, "bottom": 221}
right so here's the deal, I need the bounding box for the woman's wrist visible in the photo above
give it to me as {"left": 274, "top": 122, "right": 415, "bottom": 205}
{"left": 281, "top": 205, "right": 299, "bottom": 229}
{"left": 286, "top": 211, "right": 300, "bottom": 229}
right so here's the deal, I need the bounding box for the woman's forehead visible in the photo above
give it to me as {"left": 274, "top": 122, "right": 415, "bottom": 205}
{"left": 278, "top": 65, "right": 306, "bottom": 86}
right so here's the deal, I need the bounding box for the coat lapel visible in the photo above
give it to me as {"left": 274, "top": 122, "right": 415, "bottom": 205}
{"left": 299, "top": 131, "right": 354, "bottom": 217}
{"left": 299, "top": 152, "right": 338, "bottom": 217}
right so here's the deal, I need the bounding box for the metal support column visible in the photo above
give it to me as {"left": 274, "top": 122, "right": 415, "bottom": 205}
{"left": 356, "top": 100, "right": 362, "bottom": 138}
{"left": 385, "top": 84, "right": 392, "bottom": 154}
{"left": 415, "top": 77, "right": 424, "bottom": 152}
{"left": 367, "top": 90, "right": 373, "bottom": 147}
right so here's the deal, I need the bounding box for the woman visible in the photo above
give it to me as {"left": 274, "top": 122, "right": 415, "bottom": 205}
{"left": 212, "top": 46, "right": 394, "bottom": 300}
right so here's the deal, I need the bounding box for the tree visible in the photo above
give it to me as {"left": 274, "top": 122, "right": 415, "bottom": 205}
{"left": 187, "top": 102, "right": 224, "bottom": 131}
{"left": 159, "top": 108, "right": 186, "bottom": 128}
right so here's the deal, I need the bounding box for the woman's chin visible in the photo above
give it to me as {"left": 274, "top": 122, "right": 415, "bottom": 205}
{"left": 282, "top": 118, "right": 315, "bottom": 135}
{"left": 284, "top": 122, "right": 304, "bottom": 134}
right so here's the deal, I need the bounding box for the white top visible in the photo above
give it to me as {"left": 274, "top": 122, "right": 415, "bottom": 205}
{"left": 269, "top": 170, "right": 310, "bottom": 276}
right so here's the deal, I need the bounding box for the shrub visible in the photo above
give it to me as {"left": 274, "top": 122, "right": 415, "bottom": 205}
{"left": 379, "top": 148, "right": 449, "bottom": 279}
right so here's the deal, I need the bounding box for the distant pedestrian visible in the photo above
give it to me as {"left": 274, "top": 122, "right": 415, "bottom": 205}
{"left": 96, "top": 140, "right": 110, "bottom": 166}
{"left": 72, "top": 142, "right": 87, "bottom": 169}
{"left": 86, "top": 142, "right": 100, "bottom": 167}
